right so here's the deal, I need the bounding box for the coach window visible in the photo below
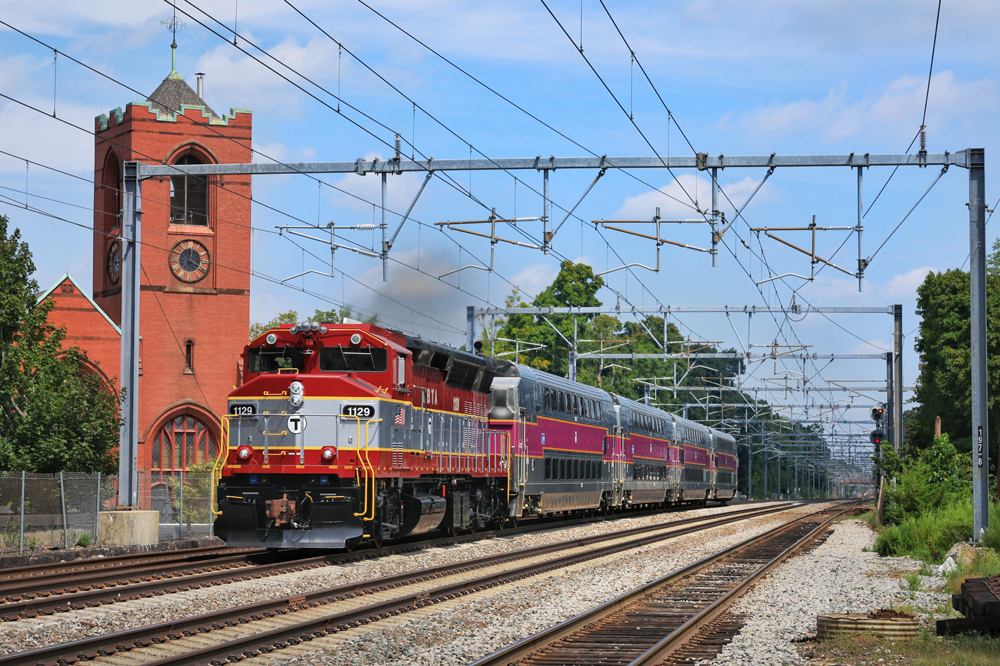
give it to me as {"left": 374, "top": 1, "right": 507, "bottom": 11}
{"left": 544, "top": 457, "right": 551, "bottom": 479}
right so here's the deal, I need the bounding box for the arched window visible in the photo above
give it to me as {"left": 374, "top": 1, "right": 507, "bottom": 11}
{"left": 102, "top": 151, "right": 122, "bottom": 232}
{"left": 170, "top": 154, "right": 209, "bottom": 225}
{"left": 151, "top": 414, "right": 217, "bottom": 475}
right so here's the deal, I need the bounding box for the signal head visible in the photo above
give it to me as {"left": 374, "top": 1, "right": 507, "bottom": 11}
{"left": 870, "top": 429, "right": 886, "bottom": 445}
{"left": 870, "top": 405, "right": 885, "bottom": 421}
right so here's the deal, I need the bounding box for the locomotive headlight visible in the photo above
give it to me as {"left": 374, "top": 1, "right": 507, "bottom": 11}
{"left": 236, "top": 445, "right": 254, "bottom": 460}
{"left": 350, "top": 333, "right": 362, "bottom": 345}
{"left": 321, "top": 446, "right": 337, "bottom": 461}
{"left": 265, "top": 333, "right": 277, "bottom": 345}
{"left": 289, "top": 381, "right": 305, "bottom": 409}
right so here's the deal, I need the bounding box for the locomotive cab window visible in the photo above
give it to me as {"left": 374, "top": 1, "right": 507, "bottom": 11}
{"left": 319, "top": 345, "right": 387, "bottom": 372}
{"left": 247, "top": 346, "right": 305, "bottom": 373}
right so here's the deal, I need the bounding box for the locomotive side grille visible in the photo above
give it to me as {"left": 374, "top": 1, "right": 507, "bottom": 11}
{"left": 445, "top": 359, "right": 480, "bottom": 391}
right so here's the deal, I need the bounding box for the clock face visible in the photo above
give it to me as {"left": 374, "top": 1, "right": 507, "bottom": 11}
{"left": 169, "top": 239, "right": 210, "bottom": 283}
{"left": 106, "top": 241, "right": 121, "bottom": 285}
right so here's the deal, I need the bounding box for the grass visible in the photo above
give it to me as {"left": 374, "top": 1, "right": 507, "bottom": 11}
{"left": 903, "top": 571, "right": 923, "bottom": 591}
{"left": 874, "top": 498, "right": 975, "bottom": 562}
{"left": 945, "top": 548, "right": 1000, "bottom": 595}
{"left": 859, "top": 510, "right": 880, "bottom": 532}
{"left": 814, "top": 630, "right": 1000, "bottom": 665}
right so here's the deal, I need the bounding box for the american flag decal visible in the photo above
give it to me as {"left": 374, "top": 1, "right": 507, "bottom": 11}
{"left": 394, "top": 405, "right": 406, "bottom": 426}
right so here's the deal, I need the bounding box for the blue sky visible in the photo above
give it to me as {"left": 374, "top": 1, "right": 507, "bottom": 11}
{"left": 1, "top": 1, "right": 998, "bottom": 446}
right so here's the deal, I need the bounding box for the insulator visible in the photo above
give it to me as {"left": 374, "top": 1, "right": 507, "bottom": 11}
{"left": 355, "top": 223, "right": 379, "bottom": 230}
{"left": 919, "top": 125, "right": 926, "bottom": 152}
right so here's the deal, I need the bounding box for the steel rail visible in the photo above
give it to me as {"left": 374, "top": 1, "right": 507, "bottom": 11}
{"left": 0, "top": 552, "right": 263, "bottom": 601}
{"left": 0, "top": 504, "right": 797, "bottom": 666}
{"left": 0, "top": 547, "right": 259, "bottom": 584}
{"left": 0, "top": 501, "right": 745, "bottom": 620}
{"left": 470, "top": 502, "right": 858, "bottom": 666}
{"left": 631, "top": 505, "right": 854, "bottom": 665}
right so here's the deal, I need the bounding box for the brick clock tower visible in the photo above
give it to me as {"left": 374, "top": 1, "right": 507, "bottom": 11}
{"left": 93, "top": 63, "right": 251, "bottom": 490}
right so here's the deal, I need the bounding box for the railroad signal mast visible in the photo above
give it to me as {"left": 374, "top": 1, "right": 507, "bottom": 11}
{"left": 869, "top": 405, "right": 886, "bottom": 447}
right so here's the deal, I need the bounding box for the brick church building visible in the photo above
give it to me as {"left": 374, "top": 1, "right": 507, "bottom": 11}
{"left": 42, "top": 63, "right": 252, "bottom": 495}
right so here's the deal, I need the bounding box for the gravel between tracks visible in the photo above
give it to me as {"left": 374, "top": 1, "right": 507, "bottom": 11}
{"left": 699, "top": 518, "right": 952, "bottom": 666}
{"left": 225, "top": 502, "right": 835, "bottom": 666}
{"left": 0, "top": 501, "right": 801, "bottom": 656}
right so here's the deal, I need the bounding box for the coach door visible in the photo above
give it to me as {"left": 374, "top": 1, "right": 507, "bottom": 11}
{"left": 613, "top": 425, "right": 627, "bottom": 506}
{"left": 610, "top": 402, "right": 626, "bottom": 506}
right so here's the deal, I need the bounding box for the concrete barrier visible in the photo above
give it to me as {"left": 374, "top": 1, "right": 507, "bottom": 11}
{"left": 99, "top": 511, "right": 159, "bottom": 546}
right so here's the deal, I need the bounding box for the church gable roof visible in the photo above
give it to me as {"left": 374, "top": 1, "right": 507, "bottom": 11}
{"left": 36, "top": 274, "right": 121, "bottom": 336}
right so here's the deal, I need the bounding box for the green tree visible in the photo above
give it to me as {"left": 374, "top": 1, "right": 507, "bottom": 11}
{"left": 249, "top": 310, "right": 298, "bottom": 340}
{"left": 0, "top": 215, "right": 123, "bottom": 473}
{"left": 484, "top": 261, "right": 749, "bottom": 403}
{"left": 249, "top": 306, "right": 378, "bottom": 340}
{"left": 911, "top": 240, "right": 1000, "bottom": 457}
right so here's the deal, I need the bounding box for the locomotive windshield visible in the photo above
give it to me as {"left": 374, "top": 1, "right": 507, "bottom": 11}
{"left": 319, "top": 346, "right": 387, "bottom": 372}
{"left": 247, "top": 346, "right": 305, "bottom": 373}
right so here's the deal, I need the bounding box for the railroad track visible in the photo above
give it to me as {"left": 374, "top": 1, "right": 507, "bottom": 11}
{"left": 0, "top": 502, "right": 772, "bottom": 621}
{"left": 472, "top": 501, "right": 860, "bottom": 666}
{"left": 0, "top": 503, "right": 800, "bottom": 666}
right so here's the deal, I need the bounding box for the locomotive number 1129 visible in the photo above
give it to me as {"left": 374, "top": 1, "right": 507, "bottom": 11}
{"left": 342, "top": 404, "right": 375, "bottom": 419}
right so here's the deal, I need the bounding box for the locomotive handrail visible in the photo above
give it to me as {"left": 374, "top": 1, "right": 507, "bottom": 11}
{"left": 364, "top": 418, "right": 383, "bottom": 522}
{"left": 353, "top": 417, "right": 382, "bottom": 522}
{"left": 211, "top": 415, "right": 234, "bottom": 517}
{"left": 337, "top": 414, "right": 364, "bottom": 518}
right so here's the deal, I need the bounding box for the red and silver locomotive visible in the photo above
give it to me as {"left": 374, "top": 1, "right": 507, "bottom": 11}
{"left": 214, "top": 322, "right": 737, "bottom": 549}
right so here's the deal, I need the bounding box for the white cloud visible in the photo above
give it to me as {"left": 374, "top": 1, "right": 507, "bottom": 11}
{"left": 613, "top": 174, "right": 780, "bottom": 221}
{"left": 327, "top": 152, "right": 431, "bottom": 215}
{"left": 509, "top": 262, "right": 559, "bottom": 297}
{"left": 252, "top": 141, "right": 316, "bottom": 164}
{"left": 194, "top": 33, "right": 345, "bottom": 116}
{"left": 884, "top": 266, "right": 935, "bottom": 300}
{"left": 717, "top": 71, "right": 999, "bottom": 145}
{"left": 0, "top": 99, "right": 94, "bottom": 174}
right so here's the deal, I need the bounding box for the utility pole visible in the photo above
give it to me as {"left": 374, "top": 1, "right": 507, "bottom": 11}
{"left": 970, "top": 148, "right": 989, "bottom": 541}
{"left": 119, "top": 162, "right": 141, "bottom": 508}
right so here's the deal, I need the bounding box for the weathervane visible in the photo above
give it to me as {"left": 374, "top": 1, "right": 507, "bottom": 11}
{"left": 160, "top": 3, "right": 186, "bottom": 77}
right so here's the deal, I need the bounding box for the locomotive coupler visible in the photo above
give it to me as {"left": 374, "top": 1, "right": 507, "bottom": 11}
{"left": 265, "top": 493, "right": 297, "bottom": 527}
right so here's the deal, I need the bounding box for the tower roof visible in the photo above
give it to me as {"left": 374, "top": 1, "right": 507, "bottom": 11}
{"left": 146, "top": 75, "right": 218, "bottom": 119}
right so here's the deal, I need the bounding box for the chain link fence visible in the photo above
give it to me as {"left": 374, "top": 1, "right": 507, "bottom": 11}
{"left": 0, "top": 471, "right": 216, "bottom": 551}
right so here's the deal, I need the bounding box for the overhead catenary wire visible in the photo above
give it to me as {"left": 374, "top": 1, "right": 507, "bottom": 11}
{"left": 188, "top": 0, "right": 683, "bottom": 326}
{"left": 572, "top": 2, "right": 862, "bottom": 420}
{"left": 0, "top": 74, "right": 516, "bottom": 338}
{"left": 0, "top": 145, "right": 468, "bottom": 335}
{"left": 0, "top": 17, "right": 527, "bottom": 319}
